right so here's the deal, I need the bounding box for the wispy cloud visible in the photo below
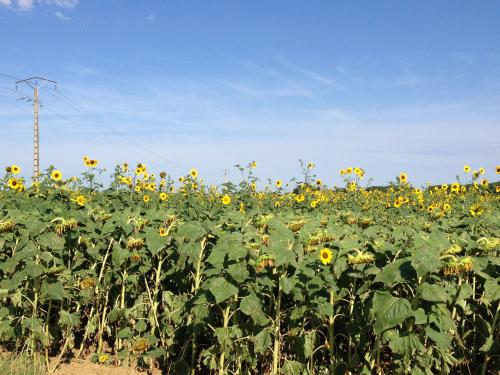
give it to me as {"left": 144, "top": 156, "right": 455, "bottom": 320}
{"left": 277, "top": 58, "right": 339, "bottom": 88}
{"left": 146, "top": 14, "right": 155, "bottom": 22}
{"left": 0, "top": 0, "right": 78, "bottom": 11}
{"left": 217, "top": 79, "right": 314, "bottom": 98}
{"left": 54, "top": 10, "right": 71, "bottom": 21}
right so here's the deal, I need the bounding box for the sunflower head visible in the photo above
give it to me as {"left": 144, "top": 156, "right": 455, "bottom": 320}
{"left": 189, "top": 168, "right": 198, "bottom": 178}
{"left": 275, "top": 179, "right": 283, "bottom": 188}
{"left": 143, "top": 195, "right": 150, "bottom": 203}
{"left": 399, "top": 172, "right": 408, "bottom": 183}
{"left": 319, "top": 248, "right": 333, "bottom": 265}
{"left": 221, "top": 195, "right": 231, "bottom": 205}
{"left": 51, "top": 170, "right": 63, "bottom": 182}
{"left": 159, "top": 227, "right": 168, "bottom": 237}
{"left": 463, "top": 165, "right": 471, "bottom": 173}
{"left": 10, "top": 165, "right": 21, "bottom": 175}
{"left": 159, "top": 192, "right": 168, "bottom": 201}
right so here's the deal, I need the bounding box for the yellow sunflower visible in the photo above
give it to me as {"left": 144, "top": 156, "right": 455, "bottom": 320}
{"left": 275, "top": 179, "right": 283, "bottom": 188}
{"left": 470, "top": 204, "right": 484, "bottom": 217}
{"left": 221, "top": 195, "right": 231, "bottom": 205}
{"left": 399, "top": 172, "right": 408, "bottom": 184}
{"left": 463, "top": 165, "right": 471, "bottom": 173}
{"left": 319, "top": 248, "right": 333, "bottom": 265}
{"left": 75, "top": 195, "right": 86, "bottom": 206}
{"left": 190, "top": 168, "right": 198, "bottom": 178}
{"left": 51, "top": 170, "right": 62, "bottom": 181}
{"left": 159, "top": 227, "right": 168, "bottom": 237}
{"left": 10, "top": 165, "right": 21, "bottom": 175}
{"left": 143, "top": 195, "right": 150, "bottom": 203}
{"left": 159, "top": 192, "right": 168, "bottom": 201}
{"left": 7, "top": 178, "right": 19, "bottom": 189}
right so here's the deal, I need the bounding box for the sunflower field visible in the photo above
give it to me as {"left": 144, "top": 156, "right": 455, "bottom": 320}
{"left": 0, "top": 160, "right": 499, "bottom": 374}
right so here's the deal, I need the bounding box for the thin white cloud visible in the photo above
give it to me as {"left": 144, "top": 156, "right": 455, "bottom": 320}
{"left": 42, "top": 0, "right": 78, "bottom": 8}
{"left": 17, "top": 0, "right": 33, "bottom": 10}
{"left": 54, "top": 10, "right": 71, "bottom": 21}
{"left": 0, "top": 0, "right": 78, "bottom": 10}
{"left": 277, "top": 58, "right": 339, "bottom": 88}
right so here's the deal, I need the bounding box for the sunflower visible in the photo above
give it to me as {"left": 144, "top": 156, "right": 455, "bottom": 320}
{"left": 441, "top": 184, "right": 448, "bottom": 191}
{"left": 10, "top": 165, "right": 20, "bottom": 175}
{"left": 75, "top": 195, "right": 86, "bottom": 206}
{"left": 399, "top": 172, "right": 408, "bottom": 183}
{"left": 134, "top": 185, "right": 141, "bottom": 193}
{"left": 88, "top": 159, "right": 98, "bottom": 168}
{"left": 143, "top": 195, "right": 150, "bottom": 203}
{"left": 480, "top": 179, "right": 488, "bottom": 187}
{"left": 135, "top": 167, "right": 144, "bottom": 175}
{"left": 310, "top": 200, "right": 318, "bottom": 208}
{"left": 463, "top": 165, "right": 471, "bottom": 173}
{"left": 275, "top": 180, "right": 283, "bottom": 188}
{"left": 316, "top": 179, "right": 322, "bottom": 186}
{"left": 7, "top": 178, "right": 19, "bottom": 189}
{"left": 443, "top": 203, "right": 451, "bottom": 211}
{"left": 131, "top": 253, "right": 141, "bottom": 262}
{"left": 479, "top": 167, "right": 485, "bottom": 174}
{"left": 307, "top": 162, "right": 315, "bottom": 170}
{"left": 250, "top": 161, "right": 257, "bottom": 169}
{"left": 51, "top": 170, "right": 62, "bottom": 181}
{"left": 346, "top": 167, "right": 353, "bottom": 174}
{"left": 496, "top": 186, "right": 500, "bottom": 193}
{"left": 295, "top": 194, "right": 305, "bottom": 203}
{"left": 319, "top": 248, "right": 333, "bottom": 265}
{"left": 450, "top": 183, "right": 460, "bottom": 193}
{"left": 190, "top": 168, "right": 198, "bottom": 178}
{"left": 496, "top": 166, "right": 500, "bottom": 174}
{"left": 159, "top": 192, "right": 168, "bottom": 201}
{"left": 470, "top": 204, "right": 484, "bottom": 217}
{"left": 159, "top": 227, "right": 168, "bottom": 236}
{"left": 98, "top": 354, "right": 109, "bottom": 364}
{"left": 354, "top": 167, "right": 362, "bottom": 176}
{"left": 251, "top": 182, "right": 257, "bottom": 191}
{"left": 274, "top": 201, "right": 281, "bottom": 208}
{"left": 221, "top": 195, "right": 231, "bottom": 205}
{"left": 393, "top": 198, "right": 402, "bottom": 208}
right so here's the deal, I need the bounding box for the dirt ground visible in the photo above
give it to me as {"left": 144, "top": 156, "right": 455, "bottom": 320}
{"left": 53, "top": 359, "right": 163, "bottom": 375}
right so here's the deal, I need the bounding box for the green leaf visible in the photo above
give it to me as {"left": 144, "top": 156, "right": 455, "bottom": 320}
{"left": 41, "top": 281, "right": 65, "bottom": 301}
{"left": 253, "top": 328, "right": 272, "bottom": 353}
{"left": 372, "top": 291, "right": 412, "bottom": 334}
{"left": 374, "top": 258, "right": 415, "bottom": 285}
{"left": 59, "top": 310, "right": 81, "bottom": 327}
{"left": 240, "top": 294, "right": 269, "bottom": 326}
{"left": 36, "top": 232, "right": 65, "bottom": 251}
{"left": 418, "top": 283, "right": 448, "bottom": 303}
{"left": 206, "top": 277, "right": 238, "bottom": 304}
{"left": 176, "top": 223, "right": 206, "bottom": 241}
{"left": 117, "top": 327, "right": 132, "bottom": 339}
{"left": 483, "top": 279, "right": 500, "bottom": 301}
{"left": 135, "top": 320, "right": 148, "bottom": 333}
{"left": 227, "top": 262, "right": 249, "bottom": 283}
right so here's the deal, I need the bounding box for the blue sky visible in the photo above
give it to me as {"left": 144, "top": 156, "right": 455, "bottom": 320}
{"left": 0, "top": 0, "right": 499, "bottom": 186}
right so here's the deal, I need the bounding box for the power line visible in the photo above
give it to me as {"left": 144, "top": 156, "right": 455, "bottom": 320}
{"left": 48, "top": 88, "right": 183, "bottom": 172}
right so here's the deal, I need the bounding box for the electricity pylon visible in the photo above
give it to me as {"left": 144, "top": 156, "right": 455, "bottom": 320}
{"left": 16, "top": 77, "right": 57, "bottom": 181}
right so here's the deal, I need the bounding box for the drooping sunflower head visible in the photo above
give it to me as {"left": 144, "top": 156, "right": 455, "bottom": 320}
{"left": 319, "top": 248, "right": 333, "bottom": 265}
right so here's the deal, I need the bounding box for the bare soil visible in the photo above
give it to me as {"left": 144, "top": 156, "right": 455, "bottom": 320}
{"left": 53, "top": 359, "right": 162, "bottom": 375}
